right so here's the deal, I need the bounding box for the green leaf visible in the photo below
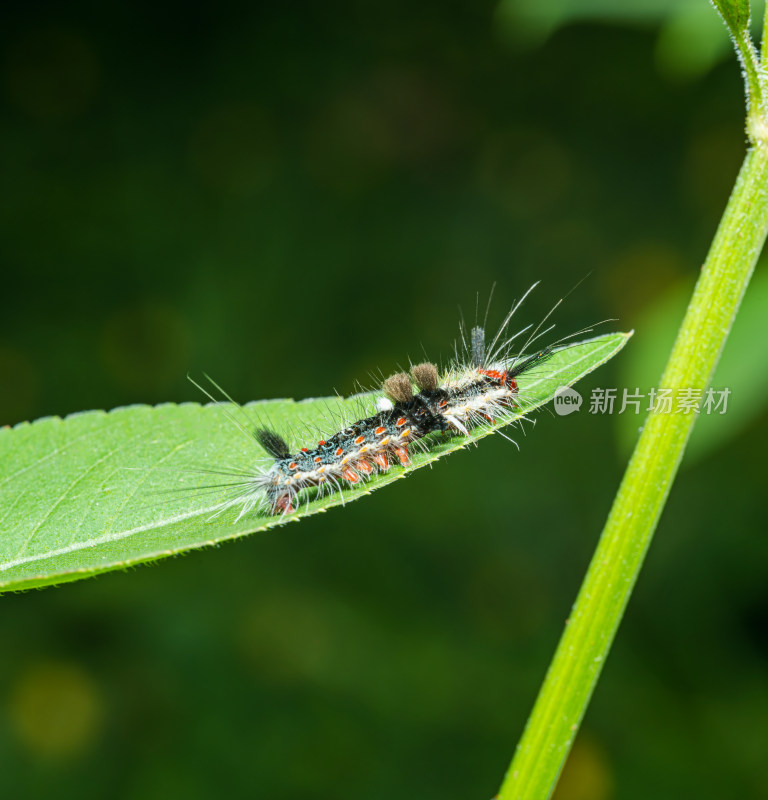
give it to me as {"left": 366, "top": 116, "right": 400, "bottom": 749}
{"left": 496, "top": 1, "right": 766, "bottom": 83}
{"left": 0, "top": 332, "right": 631, "bottom": 593}
{"left": 496, "top": 0, "right": 736, "bottom": 80}
{"left": 710, "top": 0, "right": 751, "bottom": 34}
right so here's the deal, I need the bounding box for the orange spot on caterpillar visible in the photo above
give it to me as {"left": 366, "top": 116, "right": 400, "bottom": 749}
{"left": 335, "top": 447, "right": 344, "bottom": 456}
{"left": 394, "top": 446, "right": 409, "bottom": 466}
{"left": 439, "top": 400, "right": 448, "bottom": 408}
{"left": 342, "top": 468, "right": 359, "bottom": 483}
{"left": 356, "top": 460, "right": 373, "bottom": 474}
{"left": 355, "top": 435, "right": 365, "bottom": 445}
{"left": 289, "top": 462, "right": 297, "bottom": 470}
{"left": 301, "top": 447, "right": 308, "bottom": 453}
{"left": 480, "top": 369, "right": 507, "bottom": 382}
{"left": 318, "top": 439, "right": 326, "bottom": 445}
{"left": 399, "top": 428, "right": 411, "bottom": 438}
{"left": 314, "top": 456, "right": 322, "bottom": 463}
{"left": 275, "top": 495, "right": 294, "bottom": 513}
{"left": 372, "top": 453, "right": 389, "bottom": 470}
{"left": 375, "top": 426, "right": 386, "bottom": 435}
{"left": 395, "top": 417, "right": 406, "bottom": 427}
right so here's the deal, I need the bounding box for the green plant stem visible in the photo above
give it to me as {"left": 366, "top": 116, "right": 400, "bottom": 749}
{"left": 762, "top": 3, "right": 768, "bottom": 72}
{"left": 498, "top": 141, "right": 768, "bottom": 799}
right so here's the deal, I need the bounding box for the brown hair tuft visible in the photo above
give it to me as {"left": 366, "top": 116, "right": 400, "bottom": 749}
{"left": 382, "top": 372, "right": 414, "bottom": 403}
{"left": 410, "top": 362, "right": 439, "bottom": 392}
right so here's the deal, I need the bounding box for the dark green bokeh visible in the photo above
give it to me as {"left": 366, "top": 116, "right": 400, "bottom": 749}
{"left": 1, "top": 2, "right": 766, "bottom": 799}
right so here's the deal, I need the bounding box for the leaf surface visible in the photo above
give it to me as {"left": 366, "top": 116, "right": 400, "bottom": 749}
{"left": 0, "top": 332, "right": 631, "bottom": 592}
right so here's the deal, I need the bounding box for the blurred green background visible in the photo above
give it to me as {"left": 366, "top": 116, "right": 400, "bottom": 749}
{"left": 2, "top": 1, "right": 767, "bottom": 798}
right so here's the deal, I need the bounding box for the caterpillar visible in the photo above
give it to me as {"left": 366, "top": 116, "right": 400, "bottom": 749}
{"left": 201, "top": 285, "right": 571, "bottom": 519}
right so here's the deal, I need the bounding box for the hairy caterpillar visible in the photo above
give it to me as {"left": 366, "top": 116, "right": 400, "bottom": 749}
{"left": 199, "top": 285, "right": 576, "bottom": 519}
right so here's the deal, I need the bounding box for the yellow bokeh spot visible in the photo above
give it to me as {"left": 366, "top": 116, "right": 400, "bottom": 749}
{"left": 8, "top": 662, "right": 103, "bottom": 759}
{"left": 553, "top": 734, "right": 614, "bottom": 800}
